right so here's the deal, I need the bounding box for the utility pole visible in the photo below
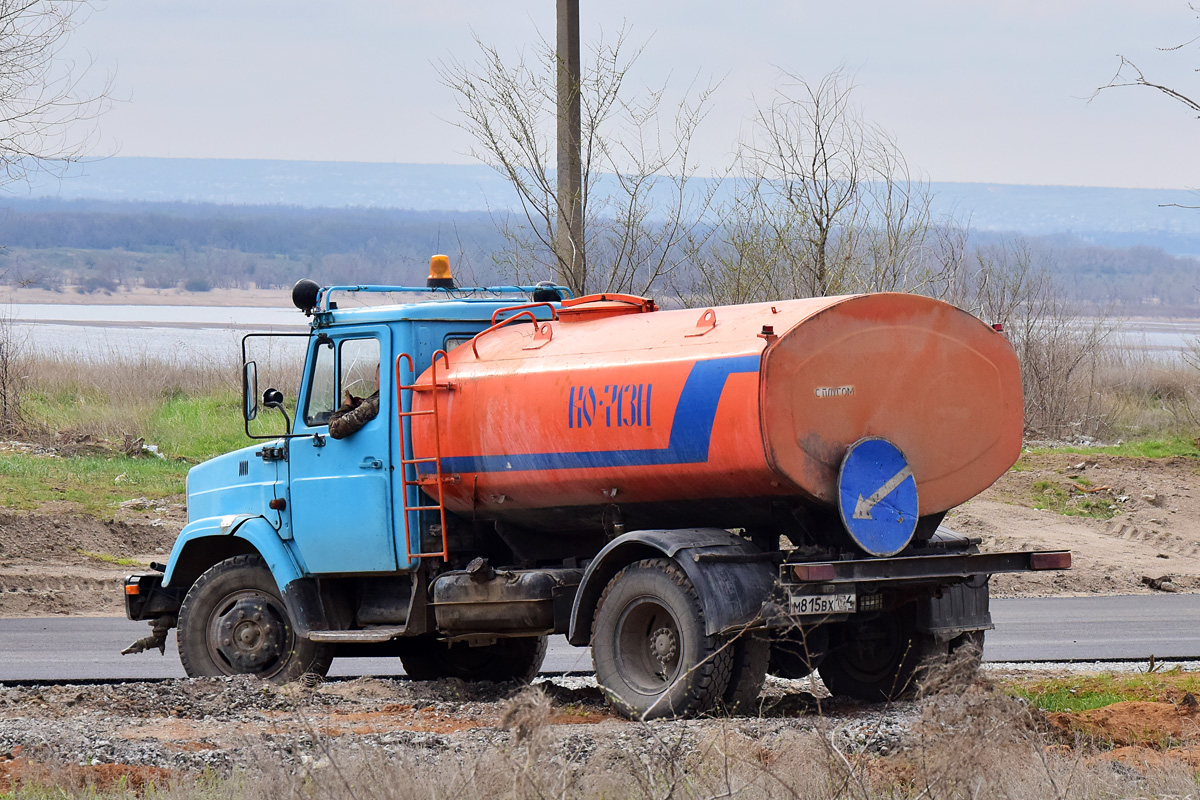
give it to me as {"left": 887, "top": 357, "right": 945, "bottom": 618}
{"left": 555, "top": 0, "right": 583, "bottom": 291}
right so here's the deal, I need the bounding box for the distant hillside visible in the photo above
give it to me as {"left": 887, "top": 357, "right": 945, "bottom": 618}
{"left": 8, "top": 157, "right": 1200, "bottom": 255}
{"left": 1, "top": 198, "right": 1198, "bottom": 313}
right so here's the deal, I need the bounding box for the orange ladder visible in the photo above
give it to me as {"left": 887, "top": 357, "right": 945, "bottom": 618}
{"left": 395, "top": 350, "right": 452, "bottom": 561}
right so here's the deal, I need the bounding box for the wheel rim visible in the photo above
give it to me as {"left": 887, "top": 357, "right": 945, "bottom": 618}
{"left": 204, "top": 589, "right": 294, "bottom": 677}
{"left": 614, "top": 596, "right": 684, "bottom": 694}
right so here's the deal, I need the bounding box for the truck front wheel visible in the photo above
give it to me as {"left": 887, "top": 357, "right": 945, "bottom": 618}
{"left": 591, "top": 558, "right": 732, "bottom": 720}
{"left": 177, "top": 555, "right": 333, "bottom": 683}
{"left": 818, "top": 612, "right": 939, "bottom": 701}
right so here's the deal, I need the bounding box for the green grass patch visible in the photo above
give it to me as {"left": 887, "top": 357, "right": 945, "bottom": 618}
{"left": 1005, "top": 668, "right": 1200, "bottom": 712}
{"left": 6, "top": 384, "right": 294, "bottom": 517}
{"left": 1011, "top": 686, "right": 1127, "bottom": 713}
{"left": 74, "top": 548, "right": 143, "bottom": 567}
{"left": 0, "top": 454, "right": 187, "bottom": 517}
{"left": 1029, "top": 434, "right": 1200, "bottom": 460}
{"left": 144, "top": 392, "right": 253, "bottom": 462}
{"left": 1031, "top": 479, "right": 1117, "bottom": 519}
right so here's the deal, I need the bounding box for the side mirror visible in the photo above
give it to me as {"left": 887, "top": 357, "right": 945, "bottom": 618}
{"left": 263, "top": 388, "right": 284, "bottom": 408}
{"left": 243, "top": 362, "right": 259, "bottom": 421}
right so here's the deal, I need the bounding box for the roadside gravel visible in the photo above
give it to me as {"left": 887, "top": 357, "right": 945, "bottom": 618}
{"left": 0, "top": 674, "right": 920, "bottom": 775}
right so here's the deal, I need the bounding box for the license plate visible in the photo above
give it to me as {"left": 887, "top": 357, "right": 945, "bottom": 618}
{"left": 789, "top": 591, "right": 856, "bottom": 615}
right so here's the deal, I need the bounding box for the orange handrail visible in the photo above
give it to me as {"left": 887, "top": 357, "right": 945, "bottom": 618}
{"left": 470, "top": 310, "right": 540, "bottom": 358}
{"left": 489, "top": 302, "right": 559, "bottom": 325}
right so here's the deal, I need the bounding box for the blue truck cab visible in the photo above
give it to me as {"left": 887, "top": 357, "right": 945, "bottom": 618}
{"left": 124, "top": 261, "right": 583, "bottom": 685}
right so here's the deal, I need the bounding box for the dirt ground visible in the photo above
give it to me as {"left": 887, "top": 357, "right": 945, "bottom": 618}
{"left": 954, "top": 452, "right": 1200, "bottom": 597}
{"left": 0, "top": 671, "right": 1196, "bottom": 795}
{"left": 1, "top": 449, "right": 1200, "bottom": 617}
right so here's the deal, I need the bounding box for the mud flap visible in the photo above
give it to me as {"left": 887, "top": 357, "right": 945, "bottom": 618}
{"left": 916, "top": 576, "right": 992, "bottom": 644}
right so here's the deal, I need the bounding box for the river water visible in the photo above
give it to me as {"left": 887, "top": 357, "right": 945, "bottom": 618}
{"left": 6, "top": 303, "right": 1200, "bottom": 362}
{"left": 6, "top": 303, "right": 308, "bottom": 361}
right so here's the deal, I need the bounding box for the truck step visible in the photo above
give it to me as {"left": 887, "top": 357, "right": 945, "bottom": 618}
{"left": 307, "top": 626, "right": 406, "bottom": 643}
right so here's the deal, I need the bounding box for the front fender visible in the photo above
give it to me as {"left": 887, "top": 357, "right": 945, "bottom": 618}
{"left": 567, "top": 528, "right": 776, "bottom": 645}
{"left": 163, "top": 515, "right": 303, "bottom": 590}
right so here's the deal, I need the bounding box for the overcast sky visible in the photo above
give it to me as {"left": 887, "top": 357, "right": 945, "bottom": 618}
{"left": 62, "top": 1, "right": 1200, "bottom": 189}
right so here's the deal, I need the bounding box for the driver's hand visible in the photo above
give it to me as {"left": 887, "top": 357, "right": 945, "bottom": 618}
{"left": 342, "top": 391, "right": 362, "bottom": 409}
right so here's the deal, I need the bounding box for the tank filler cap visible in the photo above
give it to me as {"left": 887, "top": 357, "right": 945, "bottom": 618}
{"left": 836, "top": 437, "right": 919, "bottom": 557}
{"left": 558, "top": 293, "right": 657, "bottom": 321}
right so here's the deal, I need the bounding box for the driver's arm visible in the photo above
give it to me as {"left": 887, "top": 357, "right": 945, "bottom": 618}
{"left": 328, "top": 392, "right": 379, "bottom": 439}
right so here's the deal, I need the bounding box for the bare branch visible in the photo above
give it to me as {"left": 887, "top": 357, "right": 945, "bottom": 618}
{"left": 0, "top": 0, "right": 113, "bottom": 186}
{"left": 439, "top": 24, "right": 719, "bottom": 298}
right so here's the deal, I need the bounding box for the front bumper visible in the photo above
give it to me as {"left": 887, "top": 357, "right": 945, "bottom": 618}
{"left": 124, "top": 572, "right": 185, "bottom": 621}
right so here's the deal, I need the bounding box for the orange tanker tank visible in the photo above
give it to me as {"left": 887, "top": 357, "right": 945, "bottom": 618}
{"left": 408, "top": 292, "right": 1022, "bottom": 552}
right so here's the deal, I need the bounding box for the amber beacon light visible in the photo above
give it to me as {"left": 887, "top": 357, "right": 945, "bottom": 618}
{"left": 427, "top": 254, "right": 455, "bottom": 289}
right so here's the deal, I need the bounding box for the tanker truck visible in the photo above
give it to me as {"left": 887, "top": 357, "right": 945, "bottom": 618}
{"left": 122, "top": 255, "right": 1070, "bottom": 719}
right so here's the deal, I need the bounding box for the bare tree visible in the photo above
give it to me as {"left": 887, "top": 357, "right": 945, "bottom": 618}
{"left": 1095, "top": 2, "right": 1200, "bottom": 119}
{"left": 438, "top": 27, "right": 718, "bottom": 297}
{"left": 0, "top": 2, "right": 110, "bottom": 437}
{"left": 684, "top": 69, "right": 953, "bottom": 304}
{"left": 0, "top": 0, "right": 111, "bottom": 186}
{"left": 953, "top": 238, "right": 1111, "bottom": 437}
{"left": 0, "top": 306, "right": 25, "bottom": 436}
{"left": 1093, "top": 5, "right": 1200, "bottom": 209}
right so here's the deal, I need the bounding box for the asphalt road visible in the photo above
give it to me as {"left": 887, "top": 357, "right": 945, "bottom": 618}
{"left": 1, "top": 595, "right": 1197, "bottom": 682}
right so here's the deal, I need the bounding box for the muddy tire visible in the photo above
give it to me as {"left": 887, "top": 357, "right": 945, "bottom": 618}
{"left": 591, "top": 558, "right": 732, "bottom": 720}
{"left": 818, "top": 612, "right": 938, "bottom": 701}
{"left": 950, "top": 629, "right": 985, "bottom": 666}
{"left": 769, "top": 626, "right": 829, "bottom": 679}
{"left": 722, "top": 630, "right": 770, "bottom": 714}
{"left": 177, "top": 554, "right": 333, "bottom": 683}
{"left": 398, "top": 636, "right": 547, "bottom": 684}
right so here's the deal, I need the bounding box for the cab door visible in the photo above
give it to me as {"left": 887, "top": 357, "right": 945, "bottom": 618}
{"left": 289, "top": 328, "right": 397, "bottom": 574}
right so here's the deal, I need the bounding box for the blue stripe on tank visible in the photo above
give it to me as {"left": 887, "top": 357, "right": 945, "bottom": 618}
{"left": 426, "top": 354, "right": 760, "bottom": 474}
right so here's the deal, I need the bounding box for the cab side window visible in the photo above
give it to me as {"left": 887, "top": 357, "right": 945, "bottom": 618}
{"left": 305, "top": 339, "right": 336, "bottom": 426}
{"left": 340, "top": 339, "right": 380, "bottom": 402}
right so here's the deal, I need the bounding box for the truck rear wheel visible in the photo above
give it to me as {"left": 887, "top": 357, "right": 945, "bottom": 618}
{"left": 177, "top": 555, "right": 333, "bottom": 683}
{"left": 818, "top": 612, "right": 939, "bottom": 701}
{"left": 398, "top": 636, "right": 547, "bottom": 683}
{"left": 769, "top": 625, "right": 829, "bottom": 680}
{"left": 722, "top": 630, "right": 770, "bottom": 714}
{"left": 591, "top": 558, "right": 732, "bottom": 720}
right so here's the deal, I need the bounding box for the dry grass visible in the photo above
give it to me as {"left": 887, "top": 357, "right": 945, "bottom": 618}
{"left": 1033, "top": 340, "right": 1200, "bottom": 443}
{"left": 5, "top": 669, "right": 1200, "bottom": 800}
{"left": 14, "top": 343, "right": 305, "bottom": 461}
{"left": 1086, "top": 342, "right": 1200, "bottom": 440}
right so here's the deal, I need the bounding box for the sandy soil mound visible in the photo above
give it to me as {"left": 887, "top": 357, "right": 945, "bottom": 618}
{"left": 0, "top": 510, "right": 177, "bottom": 616}
{"left": 951, "top": 452, "right": 1200, "bottom": 597}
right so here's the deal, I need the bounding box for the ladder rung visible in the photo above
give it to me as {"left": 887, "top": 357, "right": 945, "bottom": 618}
{"left": 397, "top": 351, "right": 452, "bottom": 563}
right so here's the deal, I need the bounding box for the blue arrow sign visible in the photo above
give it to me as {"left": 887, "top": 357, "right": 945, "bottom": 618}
{"left": 837, "top": 438, "right": 919, "bottom": 556}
